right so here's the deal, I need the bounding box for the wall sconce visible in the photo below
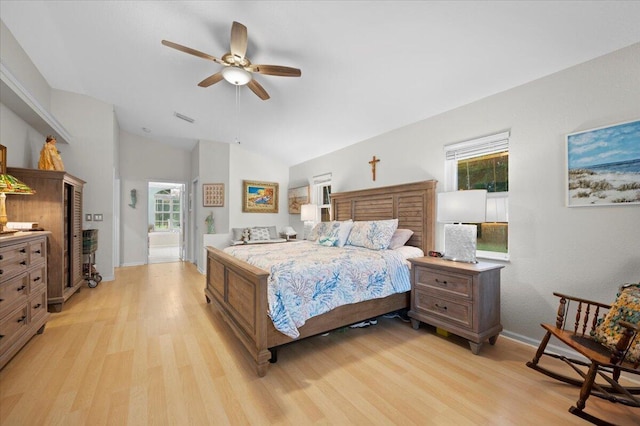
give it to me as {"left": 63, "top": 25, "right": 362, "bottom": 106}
{"left": 300, "top": 204, "right": 317, "bottom": 240}
{"left": 437, "top": 190, "right": 487, "bottom": 263}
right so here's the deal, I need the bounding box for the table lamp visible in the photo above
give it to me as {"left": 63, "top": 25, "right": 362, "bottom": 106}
{"left": 282, "top": 226, "right": 297, "bottom": 241}
{"left": 0, "top": 173, "right": 36, "bottom": 234}
{"left": 437, "top": 190, "right": 487, "bottom": 263}
{"left": 300, "top": 204, "right": 317, "bottom": 240}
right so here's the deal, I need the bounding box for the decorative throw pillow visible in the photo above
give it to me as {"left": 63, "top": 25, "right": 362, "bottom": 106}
{"left": 231, "top": 227, "right": 246, "bottom": 242}
{"left": 346, "top": 219, "right": 399, "bottom": 250}
{"left": 314, "top": 220, "right": 353, "bottom": 247}
{"left": 250, "top": 227, "right": 271, "bottom": 241}
{"left": 592, "top": 283, "right": 640, "bottom": 363}
{"left": 307, "top": 222, "right": 328, "bottom": 242}
{"left": 387, "top": 229, "right": 414, "bottom": 250}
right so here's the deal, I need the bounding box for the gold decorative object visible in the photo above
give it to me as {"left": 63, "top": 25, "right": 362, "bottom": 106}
{"left": 0, "top": 173, "right": 36, "bottom": 233}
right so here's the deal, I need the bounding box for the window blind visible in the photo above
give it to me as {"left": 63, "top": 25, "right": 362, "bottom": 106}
{"left": 445, "top": 131, "right": 510, "bottom": 160}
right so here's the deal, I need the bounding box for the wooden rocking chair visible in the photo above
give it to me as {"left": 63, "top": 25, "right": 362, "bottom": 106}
{"left": 526, "top": 285, "right": 640, "bottom": 425}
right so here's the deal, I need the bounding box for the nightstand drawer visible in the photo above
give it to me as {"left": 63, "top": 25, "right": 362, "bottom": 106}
{"left": 414, "top": 268, "right": 472, "bottom": 300}
{"left": 414, "top": 289, "right": 473, "bottom": 328}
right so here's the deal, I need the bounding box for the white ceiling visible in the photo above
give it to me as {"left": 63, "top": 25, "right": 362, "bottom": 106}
{"left": 2, "top": 1, "right": 639, "bottom": 166}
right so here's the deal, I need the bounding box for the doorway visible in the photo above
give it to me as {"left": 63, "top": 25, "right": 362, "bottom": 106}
{"left": 148, "top": 181, "right": 185, "bottom": 264}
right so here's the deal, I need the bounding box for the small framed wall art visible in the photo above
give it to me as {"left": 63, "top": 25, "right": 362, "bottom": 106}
{"left": 288, "top": 185, "right": 309, "bottom": 214}
{"left": 242, "top": 180, "right": 279, "bottom": 213}
{"left": 566, "top": 119, "right": 640, "bottom": 207}
{"left": 203, "top": 183, "right": 224, "bottom": 207}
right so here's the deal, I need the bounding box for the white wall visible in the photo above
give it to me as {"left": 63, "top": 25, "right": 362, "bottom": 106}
{"left": 290, "top": 43, "right": 640, "bottom": 345}
{"left": 118, "top": 131, "right": 191, "bottom": 266}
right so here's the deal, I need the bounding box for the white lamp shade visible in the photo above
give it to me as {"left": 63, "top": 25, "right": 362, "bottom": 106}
{"left": 221, "top": 66, "right": 252, "bottom": 85}
{"left": 300, "top": 204, "right": 317, "bottom": 222}
{"left": 437, "top": 190, "right": 487, "bottom": 223}
{"left": 283, "top": 226, "right": 296, "bottom": 236}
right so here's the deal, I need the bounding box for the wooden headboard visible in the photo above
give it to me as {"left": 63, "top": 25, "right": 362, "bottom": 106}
{"left": 330, "top": 180, "right": 437, "bottom": 254}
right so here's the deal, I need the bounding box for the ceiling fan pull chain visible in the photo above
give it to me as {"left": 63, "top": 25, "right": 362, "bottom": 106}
{"left": 235, "top": 85, "right": 241, "bottom": 144}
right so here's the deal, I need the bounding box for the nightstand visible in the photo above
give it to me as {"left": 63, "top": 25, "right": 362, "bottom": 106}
{"left": 408, "top": 257, "right": 504, "bottom": 354}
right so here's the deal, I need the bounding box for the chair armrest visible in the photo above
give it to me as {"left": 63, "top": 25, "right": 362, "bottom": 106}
{"left": 618, "top": 320, "right": 639, "bottom": 332}
{"left": 552, "top": 292, "right": 611, "bottom": 309}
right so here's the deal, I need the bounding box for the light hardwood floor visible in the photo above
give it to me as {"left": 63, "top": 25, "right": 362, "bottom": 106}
{"left": 1, "top": 262, "right": 637, "bottom": 425}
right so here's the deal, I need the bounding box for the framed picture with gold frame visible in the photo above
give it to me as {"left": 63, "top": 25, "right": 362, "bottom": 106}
{"left": 203, "top": 183, "right": 224, "bottom": 207}
{"left": 242, "top": 180, "right": 279, "bottom": 213}
{"left": 288, "top": 185, "right": 309, "bottom": 214}
{"left": 0, "top": 144, "right": 6, "bottom": 174}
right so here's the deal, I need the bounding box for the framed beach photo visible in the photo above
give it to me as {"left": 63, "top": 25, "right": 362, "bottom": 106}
{"left": 242, "top": 180, "right": 279, "bottom": 213}
{"left": 566, "top": 119, "right": 640, "bottom": 207}
{"left": 287, "top": 185, "right": 309, "bottom": 214}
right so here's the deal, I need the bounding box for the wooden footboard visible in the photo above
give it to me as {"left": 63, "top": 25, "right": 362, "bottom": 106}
{"left": 205, "top": 246, "right": 409, "bottom": 376}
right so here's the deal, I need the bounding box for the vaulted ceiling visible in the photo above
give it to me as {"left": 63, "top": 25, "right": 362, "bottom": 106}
{"left": 2, "top": 1, "right": 639, "bottom": 166}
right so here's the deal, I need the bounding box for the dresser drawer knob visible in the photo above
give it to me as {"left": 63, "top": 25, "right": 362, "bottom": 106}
{"left": 20, "top": 261, "right": 27, "bottom": 266}
{"left": 17, "top": 315, "right": 27, "bottom": 323}
{"left": 435, "top": 303, "right": 448, "bottom": 311}
{"left": 0, "top": 254, "right": 3, "bottom": 260}
{"left": 34, "top": 303, "right": 42, "bottom": 309}
{"left": 19, "top": 248, "right": 26, "bottom": 253}
{"left": 35, "top": 249, "right": 42, "bottom": 254}
{"left": 435, "top": 278, "right": 448, "bottom": 286}
{"left": 33, "top": 276, "right": 42, "bottom": 282}
{"left": 0, "top": 269, "right": 3, "bottom": 275}
{"left": 16, "top": 285, "right": 26, "bottom": 292}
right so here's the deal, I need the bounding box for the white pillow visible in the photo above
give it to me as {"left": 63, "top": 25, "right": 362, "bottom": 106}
{"left": 388, "top": 229, "right": 414, "bottom": 250}
{"left": 307, "top": 222, "right": 327, "bottom": 242}
{"left": 393, "top": 245, "right": 424, "bottom": 260}
{"left": 250, "top": 227, "right": 271, "bottom": 241}
{"left": 346, "top": 219, "right": 399, "bottom": 250}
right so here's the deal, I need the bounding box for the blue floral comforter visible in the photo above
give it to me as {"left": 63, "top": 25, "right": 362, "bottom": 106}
{"left": 223, "top": 241, "right": 411, "bottom": 338}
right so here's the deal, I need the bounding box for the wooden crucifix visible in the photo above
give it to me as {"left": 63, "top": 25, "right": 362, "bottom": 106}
{"left": 369, "top": 155, "right": 380, "bottom": 181}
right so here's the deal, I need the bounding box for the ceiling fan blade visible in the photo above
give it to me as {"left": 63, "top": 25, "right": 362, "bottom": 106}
{"left": 248, "top": 64, "right": 301, "bottom": 77}
{"left": 162, "top": 40, "right": 222, "bottom": 64}
{"left": 247, "top": 79, "right": 270, "bottom": 100}
{"left": 230, "top": 21, "right": 248, "bottom": 60}
{"left": 198, "top": 72, "right": 224, "bottom": 87}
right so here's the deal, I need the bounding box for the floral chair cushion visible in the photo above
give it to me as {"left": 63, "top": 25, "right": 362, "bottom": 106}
{"left": 592, "top": 283, "right": 640, "bottom": 363}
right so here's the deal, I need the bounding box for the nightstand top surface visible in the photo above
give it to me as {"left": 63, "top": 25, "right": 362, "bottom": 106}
{"left": 409, "top": 256, "right": 504, "bottom": 273}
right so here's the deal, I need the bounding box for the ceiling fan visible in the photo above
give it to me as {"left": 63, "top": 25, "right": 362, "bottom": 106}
{"left": 162, "top": 21, "right": 301, "bottom": 100}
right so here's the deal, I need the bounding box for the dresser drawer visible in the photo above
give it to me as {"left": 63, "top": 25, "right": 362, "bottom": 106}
{"left": 29, "top": 239, "right": 46, "bottom": 265}
{"left": 29, "top": 290, "right": 47, "bottom": 324}
{"left": 0, "top": 273, "right": 29, "bottom": 315}
{"left": 414, "top": 267, "right": 472, "bottom": 300}
{"left": 414, "top": 289, "right": 473, "bottom": 329}
{"left": 0, "top": 243, "right": 29, "bottom": 281}
{"left": 29, "top": 265, "right": 47, "bottom": 294}
{"left": 0, "top": 304, "right": 29, "bottom": 352}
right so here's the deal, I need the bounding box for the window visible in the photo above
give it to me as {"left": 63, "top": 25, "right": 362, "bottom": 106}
{"left": 444, "top": 132, "right": 509, "bottom": 260}
{"left": 313, "top": 173, "right": 332, "bottom": 222}
{"left": 154, "top": 189, "right": 181, "bottom": 231}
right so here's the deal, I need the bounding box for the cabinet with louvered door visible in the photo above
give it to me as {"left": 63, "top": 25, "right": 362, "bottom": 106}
{"left": 6, "top": 168, "right": 85, "bottom": 312}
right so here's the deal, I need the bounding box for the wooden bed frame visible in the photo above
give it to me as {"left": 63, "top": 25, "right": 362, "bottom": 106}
{"left": 205, "top": 180, "right": 437, "bottom": 376}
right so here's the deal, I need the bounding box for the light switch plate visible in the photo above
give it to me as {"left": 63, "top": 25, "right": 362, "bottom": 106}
{"left": 93, "top": 214, "right": 103, "bottom": 221}
{"left": 85, "top": 214, "right": 92, "bottom": 221}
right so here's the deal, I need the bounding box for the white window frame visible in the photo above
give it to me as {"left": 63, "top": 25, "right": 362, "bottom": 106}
{"left": 444, "top": 131, "right": 510, "bottom": 261}
{"left": 313, "top": 173, "right": 332, "bottom": 222}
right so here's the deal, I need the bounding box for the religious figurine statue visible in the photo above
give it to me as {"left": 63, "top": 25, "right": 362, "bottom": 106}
{"left": 38, "top": 135, "right": 65, "bottom": 171}
{"left": 205, "top": 212, "right": 215, "bottom": 234}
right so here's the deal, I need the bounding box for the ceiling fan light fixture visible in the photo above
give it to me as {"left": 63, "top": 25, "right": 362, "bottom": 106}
{"left": 221, "top": 66, "right": 252, "bottom": 86}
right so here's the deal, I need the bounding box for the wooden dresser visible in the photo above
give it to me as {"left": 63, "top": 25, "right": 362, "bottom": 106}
{"left": 408, "top": 257, "right": 504, "bottom": 354}
{"left": 0, "top": 231, "right": 51, "bottom": 369}
{"left": 6, "top": 168, "right": 85, "bottom": 312}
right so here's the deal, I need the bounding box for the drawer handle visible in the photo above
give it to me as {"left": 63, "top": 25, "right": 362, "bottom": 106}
{"left": 19, "top": 248, "right": 26, "bottom": 253}
{"left": 17, "top": 315, "right": 27, "bottom": 323}
{"left": 20, "top": 261, "right": 27, "bottom": 266}
{"left": 434, "top": 303, "right": 448, "bottom": 311}
{"left": 0, "top": 269, "right": 3, "bottom": 275}
{"left": 0, "top": 254, "right": 3, "bottom": 260}
{"left": 16, "top": 285, "right": 26, "bottom": 292}
{"left": 34, "top": 303, "right": 42, "bottom": 309}
{"left": 33, "top": 276, "right": 42, "bottom": 282}
{"left": 435, "top": 278, "right": 448, "bottom": 286}
{"left": 35, "top": 249, "right": 42, "bottom": 254}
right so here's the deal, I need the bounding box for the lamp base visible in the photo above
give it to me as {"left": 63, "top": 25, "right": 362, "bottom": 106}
{"left": 443, "top": 224, "right": 478, "bottom": 263}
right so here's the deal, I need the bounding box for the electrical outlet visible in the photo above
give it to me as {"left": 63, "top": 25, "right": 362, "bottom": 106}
{"left": 93, "top": 214, "right": 103, "bottom": 221}
{"left": 85, "top": 214, "right": 92, "bottom": 221}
